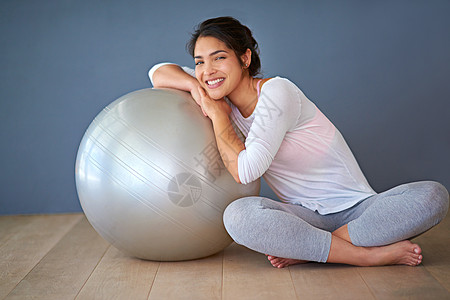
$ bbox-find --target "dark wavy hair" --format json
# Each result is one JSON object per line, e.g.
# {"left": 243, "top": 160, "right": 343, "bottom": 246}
{"left": 187, "top": 16, "right": 261, "bottom": 77}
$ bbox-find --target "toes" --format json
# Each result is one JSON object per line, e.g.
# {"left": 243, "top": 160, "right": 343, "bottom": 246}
{"left": 267, "top": 255, "right": 280, "bottom": 263}
{"left": 412, "top": 244, "right": 422, "bottom": 255}
{"left": 406, "top": 254, "right": 423, "bottom": 266}
{"left": 266, "top": 255, "right": 305, "bottom": 268}
{"left": 268, "top": 256, "right": 283, "bottom": 268}
{"left": 417, "top": 255, "right": 423, "bottom": 265}
{"left": 268, "top": 260, "right": 278, "bottom": 267}
{"left": 272, "top": 258, "right": 284, "bottom": 265}
{"left": 266, "top": 256, "right": 290, "bottom": 268}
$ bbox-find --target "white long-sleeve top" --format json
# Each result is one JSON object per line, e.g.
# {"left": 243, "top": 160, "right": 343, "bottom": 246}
{"left": 149, "top": 63, "right": 376, "bottom": 214}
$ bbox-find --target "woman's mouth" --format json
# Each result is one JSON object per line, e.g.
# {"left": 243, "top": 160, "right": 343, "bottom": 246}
{"left": 206, "top": 78, "right": 225, "bottom": 89}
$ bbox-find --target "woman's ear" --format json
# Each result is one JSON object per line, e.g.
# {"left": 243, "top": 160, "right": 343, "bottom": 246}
{"left": 241, "top": 48, "right": 252, "bottom": 68}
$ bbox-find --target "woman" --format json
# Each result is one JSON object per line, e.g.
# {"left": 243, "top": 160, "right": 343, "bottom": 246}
{"left": 149, "top": 16, "right": 449, "bottom": 268}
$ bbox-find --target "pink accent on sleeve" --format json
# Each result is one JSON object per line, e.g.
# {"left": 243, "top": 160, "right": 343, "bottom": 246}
{"left": 256, "top": 79, "right": 262, "bottom": 97}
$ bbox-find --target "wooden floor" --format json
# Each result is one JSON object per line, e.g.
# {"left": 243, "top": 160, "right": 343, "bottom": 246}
{"left": 1, "top": 213, "right": 449, "bottom": 300}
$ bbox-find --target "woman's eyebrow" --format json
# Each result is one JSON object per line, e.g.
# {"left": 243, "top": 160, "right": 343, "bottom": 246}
{"left": 194, "top": 50, "right": 228, "bottom": 59}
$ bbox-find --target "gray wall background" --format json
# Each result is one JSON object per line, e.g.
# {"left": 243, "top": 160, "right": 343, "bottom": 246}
{"left": 1, "top": 0, "right": 449, "bottom": 215}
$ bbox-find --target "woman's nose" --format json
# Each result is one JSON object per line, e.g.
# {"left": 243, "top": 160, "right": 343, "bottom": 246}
{"left": 204, "top": 62, "right": 216, "bottom": 76}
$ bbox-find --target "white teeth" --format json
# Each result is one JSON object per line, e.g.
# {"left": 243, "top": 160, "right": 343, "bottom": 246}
{"left": 207, "top": 78, "right": 224, "bottom": 85}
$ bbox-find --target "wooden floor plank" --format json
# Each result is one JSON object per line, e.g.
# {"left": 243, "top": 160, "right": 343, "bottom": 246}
{"left": 0, "top": 215, "right": 35, "bottom": 243}
{"left": 148, "top": 251, "right": 223, "bottom": 300}
{"left": 0, "top": 214, "right": 83, "bottom": 299}
{"left": 289, "top": 263, "right": 375, "bottom": 300}
{"left": 5, "top": 216, "right": 110, "bottom": 300}
{"left": 412, "top": 213, "right": 450, "bottom": 292}
{"left": 76, "top": 246, "right": 159, "bottom": 300}
{"left": 222, "top": 243, "right": 297, "bottom": 300}
{"left": 358, "top": 265, "right": 449, "bottom": 299}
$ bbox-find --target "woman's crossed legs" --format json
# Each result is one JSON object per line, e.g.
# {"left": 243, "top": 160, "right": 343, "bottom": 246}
{"left": 223, "top": 181, "right": 449, "bottom": 268}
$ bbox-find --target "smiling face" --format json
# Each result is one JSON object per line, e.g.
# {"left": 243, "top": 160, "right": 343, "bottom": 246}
{"left": 194, "top": 36, "right": 248, "bottom": 100}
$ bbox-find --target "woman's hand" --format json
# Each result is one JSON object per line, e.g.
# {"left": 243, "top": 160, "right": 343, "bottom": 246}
{"left": 197, "top": 86, "right": 231, "bottom": 119}
{"left": 189, "top": 85, "right": 208, "bottom": 117}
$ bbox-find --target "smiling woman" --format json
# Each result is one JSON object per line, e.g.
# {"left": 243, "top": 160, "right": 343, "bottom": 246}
{"left": 149, "top": 16, "right": 449, "bottom": 269}
{"left": 193, "top": 37, "right": 248, "bottom": 102}
{"left": 186, "top": 16, "right": 261, "bottom": 77}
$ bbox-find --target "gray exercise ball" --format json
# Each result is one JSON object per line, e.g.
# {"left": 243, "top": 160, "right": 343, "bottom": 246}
{"left": 75, "top": 88, "right": 260, "bottom": 261}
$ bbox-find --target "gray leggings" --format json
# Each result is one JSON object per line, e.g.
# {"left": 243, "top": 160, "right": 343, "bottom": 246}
{"left": 223, "top": 181, "right": 449, "bottom": 263}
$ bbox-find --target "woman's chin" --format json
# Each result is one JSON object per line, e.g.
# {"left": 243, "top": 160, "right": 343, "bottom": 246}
{"left": 206, "top": 90, "right": 226, "bottom": 100}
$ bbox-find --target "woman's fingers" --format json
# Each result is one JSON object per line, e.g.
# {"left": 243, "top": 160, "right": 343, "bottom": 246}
{"left": 197, "top": 85, "right": 205, "bottom": 95}
{"left": 197, "top": 86, "right": 208, "bottom": 100}
{"left": 201, "top": 106, "right": 208, "bottom": 117}
{"left": 196, "top": 86, "right": 231, "bottom": 118}
{"left": 196, "top": 86, "right": 208, "bottom": 117}
{"left": 198, "top": 86, "right": 211, "bottom": 117}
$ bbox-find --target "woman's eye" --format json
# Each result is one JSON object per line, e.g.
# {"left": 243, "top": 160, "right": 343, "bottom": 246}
{"left": 216, "top": 56, "right": 226, "bottom": 61}
{"left": 195, "top": 61, "right": 203, "bottom": 66}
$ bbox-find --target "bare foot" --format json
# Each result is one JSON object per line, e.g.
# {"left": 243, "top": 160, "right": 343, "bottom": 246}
{"left": 366, "top": 240, "right": 423, "bottom": 267}
{"left": 266, "top": 240, "right": 422, "bottom": 268}
{"left": 266, "top": 254, "right": 308, "bottom": 269}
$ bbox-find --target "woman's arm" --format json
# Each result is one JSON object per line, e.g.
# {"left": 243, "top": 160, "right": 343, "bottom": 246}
{"left": 197, "top": 87, "right": 244, "bottom": 183}
{"left": 150, "top": 63, "right": 244, "bottom": 182}
{"left": 237, "top": 78, "right": 302, "bottom": 184}
{"left": 150, "top": 64, "right": 202, "bottom": 106}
